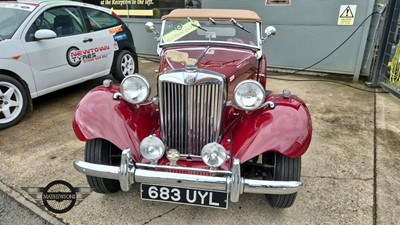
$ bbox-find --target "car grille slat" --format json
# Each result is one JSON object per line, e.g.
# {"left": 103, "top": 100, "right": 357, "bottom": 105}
{"left": 160, "top": 73, "right": 224, "bottom": 156}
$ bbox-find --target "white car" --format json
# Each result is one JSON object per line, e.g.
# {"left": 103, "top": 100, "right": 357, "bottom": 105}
{"left": 0, "top": 0, "right": 138, "bottom": 129}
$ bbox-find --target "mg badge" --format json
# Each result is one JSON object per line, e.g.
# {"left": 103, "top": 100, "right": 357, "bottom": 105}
{"left": 184, "top": 72, "right": 197, "bottom": 84}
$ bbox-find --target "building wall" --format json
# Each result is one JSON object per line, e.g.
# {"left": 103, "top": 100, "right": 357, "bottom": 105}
{"left": 124, "top": 0, "right": 376, "bottom": 76}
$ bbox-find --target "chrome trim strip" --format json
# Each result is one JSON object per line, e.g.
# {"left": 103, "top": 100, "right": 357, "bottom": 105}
{"left": 73, "top": 149, "right": 303, "bottom": 203}
{"left": 159, "top": 70, "right": 225, "bottom": 85}
{"left": 159, "top": 40, "right": 260, "bottom": 51}
{"left": 188, "top": 83, "right": 194, "bottom": 155}
{"left": 74, "top": 161, "right": 119, "bottom": 179}
{"left": 135, "top": 163, "right": 232, "bottom": 175}
{"left": 243, "top": 180, "right": 303, "bottom": 195}
{"left": 135, "top": 169, "right": 227, "bottom": 191}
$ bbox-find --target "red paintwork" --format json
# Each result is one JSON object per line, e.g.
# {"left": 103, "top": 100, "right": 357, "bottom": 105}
{"left": 144, "top": 158, "right": 230, "bottom": 172}
{"left": 73, "top": 86, "right": 159, "bottom": 162}
{"left": 159, "top": 46, "right": 259, "bottom": 102}
{"left": 226, "top": 95, "right": 312, "bottom": 163}
{"left": 73, "top": 45, "right": 312, "bottom": 165}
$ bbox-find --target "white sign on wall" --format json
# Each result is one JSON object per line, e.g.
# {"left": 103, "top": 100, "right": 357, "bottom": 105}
{"left": 338, "top": 5, "right": 357, "bottom": 25}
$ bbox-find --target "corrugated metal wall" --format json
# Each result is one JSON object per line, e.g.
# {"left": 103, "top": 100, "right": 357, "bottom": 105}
{"left": 124, "top": 0, "right": 376, "bottom": 77}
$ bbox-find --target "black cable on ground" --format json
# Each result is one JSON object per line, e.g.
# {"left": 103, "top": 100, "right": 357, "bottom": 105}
{"left": 268, "top": 10, "right": 387, "bottom": 94}
{"left": 285, "top": 11, "right": 380, "bottom": 75}
{"left": 268, "top": 76, "right": 387, "bottom": 93}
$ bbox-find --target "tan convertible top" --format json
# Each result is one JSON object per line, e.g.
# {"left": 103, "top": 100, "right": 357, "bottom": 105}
{"left": 162, "top": 9, "right": 261, "bottom": 22}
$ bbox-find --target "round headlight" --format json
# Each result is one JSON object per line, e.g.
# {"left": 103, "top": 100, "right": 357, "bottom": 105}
{"left": 234, "top": 80, "right": 266, "bottom": 111}
{"left": 120, "top": 74, "right": 150, "bottom": 104}
{"left": 201, "top": 143, "right": 227, "bottom": 167}
{"left": 140, "top": 136, "right": 165, "bottom": 161}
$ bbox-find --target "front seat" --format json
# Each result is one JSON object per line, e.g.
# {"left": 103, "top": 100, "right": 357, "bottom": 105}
{"left": 52, "top": 15, "right": 75, "bottom": 36}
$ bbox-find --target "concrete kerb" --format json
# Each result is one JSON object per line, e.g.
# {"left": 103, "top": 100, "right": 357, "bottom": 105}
{"left": 0, "top": 180, "right": 66, "bottom": 225}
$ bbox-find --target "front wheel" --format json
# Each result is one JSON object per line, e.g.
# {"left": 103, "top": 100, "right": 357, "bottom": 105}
{"left": 263, "top": 152, "right": 301, "bottom": 208}
{"left": 0, "top": 74, "right": 28, "bottom": 129}
{"left": 112, "top": 50, "right": 138, "bottom": 82}
{"left": 85, "top": 139, "right": 122, "bottom": 193}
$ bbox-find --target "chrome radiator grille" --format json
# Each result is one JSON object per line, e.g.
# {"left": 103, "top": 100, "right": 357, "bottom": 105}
{"left": 159, "top": 71, "right": 225, "bottom": 156}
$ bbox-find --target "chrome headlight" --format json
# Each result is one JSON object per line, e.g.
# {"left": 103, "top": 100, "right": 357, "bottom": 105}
{"left": 201, "top": 143, "right": 227, "bottom": 167}
{"left": 140, "top": 135, "right": 165, "bottom": 161}
{"left": 234, "top": 80, "right": 266, "bottom": 111}
{"left": 120, "top": 74, "right": 150, "bottom": 104}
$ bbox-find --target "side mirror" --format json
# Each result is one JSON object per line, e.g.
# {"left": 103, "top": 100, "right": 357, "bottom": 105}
{"left": 34, "top": 29, "right": 57, "bottom": 40}
{"left": 265, "top": 26, "right": 276, "bottom": 38}
{"left": 145, "top": 22, "right": 159, "bottom": 36}
{"left": 260, "top": 26, "right": 276, "bottom": 44}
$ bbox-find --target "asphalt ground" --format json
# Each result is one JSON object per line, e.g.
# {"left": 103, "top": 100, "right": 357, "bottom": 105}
{"left": 0, "top": 189, "right": 50, "bottom": 225}
{"left": 0, "top": 58, "right": 399, "bottom": 224}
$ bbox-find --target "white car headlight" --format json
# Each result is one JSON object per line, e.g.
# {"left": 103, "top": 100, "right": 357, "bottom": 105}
{"left": 201, "top": 143, "right": 227, "bottom": 168}
{"left": 120, "top": 74, "right": 150, "bottom": 104}
{"left": 140, "top": 136, "right": 165, "bottom": 161}
{"left": 234, "top": 80, "right": 266, "bottom": 111}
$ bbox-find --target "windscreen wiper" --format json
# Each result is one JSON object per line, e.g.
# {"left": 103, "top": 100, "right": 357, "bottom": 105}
{"left": 0, "top": 35, "right": 3, "bottom": 41}
{"left": 194, "top": 46, "right": 210, "bottom": 67}
{"left": 188, "top": 17, "right": 207, "bottom": 32}
{"left": 209, "top": 17, "right": 216, "bottom": 25}
{"left": 230, "top": 18, "right": 251, "bottom": 33}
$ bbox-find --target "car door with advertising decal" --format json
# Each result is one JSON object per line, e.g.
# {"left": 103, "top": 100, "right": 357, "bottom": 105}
{"left": 80, "top": 7, "right": 122, "bottom": 76}
{"left": 22, "top": 5, "right": 113, "bottom": 96}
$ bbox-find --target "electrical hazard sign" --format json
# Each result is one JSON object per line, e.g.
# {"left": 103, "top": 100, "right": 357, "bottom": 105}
{"left": 338, "top": 5, "right": 357, "bottom": 25}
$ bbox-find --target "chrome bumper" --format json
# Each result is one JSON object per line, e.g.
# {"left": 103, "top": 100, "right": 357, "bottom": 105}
{"left": 73, "top": 149, "right": 302, "bottom": 202}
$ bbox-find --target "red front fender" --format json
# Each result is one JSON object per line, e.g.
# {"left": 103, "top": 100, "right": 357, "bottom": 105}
{"left": 72, "top": 86, "right": 159, "bottom": 162}
{"left": 230, "top": 95, "right": 312, "bottom": 163}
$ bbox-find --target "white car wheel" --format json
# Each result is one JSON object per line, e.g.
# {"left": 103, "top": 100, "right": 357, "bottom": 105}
{"left": 0, "top": 75, "right": 28, "bottom": 129}
{"left": 113, "top": 50, "right": 138, "bottom": 82}
{"left": 121, "top": 53, "right": 135, "bottom": 75}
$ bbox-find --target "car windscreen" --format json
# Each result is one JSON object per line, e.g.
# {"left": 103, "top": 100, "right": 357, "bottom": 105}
{"left": 0, "top": 4, "right": 36, "bottom": 40}
{"left": 161, "top": 19, "right": 258, "bottom": 47}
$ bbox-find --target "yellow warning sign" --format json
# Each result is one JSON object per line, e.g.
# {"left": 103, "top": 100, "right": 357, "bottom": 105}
{"left": 338, "top": 5, "right": 357, "bottom": 26}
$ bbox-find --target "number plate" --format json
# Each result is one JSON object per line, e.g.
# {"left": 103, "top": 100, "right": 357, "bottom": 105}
{"left": 141, "top": 184, "right": 228, "bottom": 209}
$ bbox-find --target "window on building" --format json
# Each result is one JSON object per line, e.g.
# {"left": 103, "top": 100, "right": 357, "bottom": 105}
{"left": 99, "top": 0, "right": 201, "bottom": 18}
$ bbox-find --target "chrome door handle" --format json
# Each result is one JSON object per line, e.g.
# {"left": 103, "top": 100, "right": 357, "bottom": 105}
{"left": 83, "top": 37, "right": 93, "bottom": 43}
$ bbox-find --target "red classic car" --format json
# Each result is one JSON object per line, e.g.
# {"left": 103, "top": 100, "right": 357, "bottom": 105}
{"left": 73, "top": 9, "right": 312, "bottom": 209}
